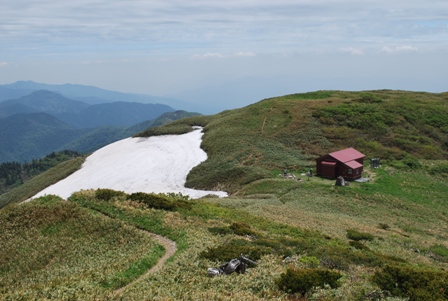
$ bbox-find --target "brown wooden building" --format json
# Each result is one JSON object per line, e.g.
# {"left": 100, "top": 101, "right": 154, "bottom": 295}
{"left": 316, "top": 148, "right": 365, "bottom": 180}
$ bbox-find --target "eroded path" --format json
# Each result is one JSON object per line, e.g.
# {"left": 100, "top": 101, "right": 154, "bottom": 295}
{"left": 114, "top": 231, "right": 177, "bottom": 296}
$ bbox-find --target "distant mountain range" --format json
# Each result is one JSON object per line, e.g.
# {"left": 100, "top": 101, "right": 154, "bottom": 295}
{"left": 0, "top": 80, "right": 226, "bottom": 114}
{"left": 0, "top": 80, "right": 185, "bottom": 107}
{"left": 0, "top": 90, "right": 178, "bottom": 128}
{"left": 0, "top": 84, "right": 201, "bottom": 163}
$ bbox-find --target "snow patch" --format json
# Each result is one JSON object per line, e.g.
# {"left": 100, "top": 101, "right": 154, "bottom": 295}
{"left": 30, "top": 128, "right": 227, "bottom": 200}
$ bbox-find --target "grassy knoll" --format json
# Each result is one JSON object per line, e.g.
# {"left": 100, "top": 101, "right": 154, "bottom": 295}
{"left": 137, "top": 90, "right": 447, "bottom": 194}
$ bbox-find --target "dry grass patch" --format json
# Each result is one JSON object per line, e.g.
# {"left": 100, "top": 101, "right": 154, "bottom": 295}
{"left": 0, "top": 196, "right": 163, "bottom": 299}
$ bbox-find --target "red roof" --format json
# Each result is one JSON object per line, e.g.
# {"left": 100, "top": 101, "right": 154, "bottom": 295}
{"left": 329, "top": 148, "right": 365, "bottom": 163}
{"left": 345, "top": 160, "right": 363, "bottom": 169}
{"left": 322, "top": 161, "right": 337, "bottom": 166}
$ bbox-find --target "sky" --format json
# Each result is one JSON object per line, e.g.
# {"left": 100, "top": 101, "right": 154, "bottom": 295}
{"left": 1, "top": 0, "right": 447, "bottom": 111}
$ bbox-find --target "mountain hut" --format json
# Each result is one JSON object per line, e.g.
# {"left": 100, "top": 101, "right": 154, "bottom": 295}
{"left": 315, "top": 147, "right": 365, "bottom": 180}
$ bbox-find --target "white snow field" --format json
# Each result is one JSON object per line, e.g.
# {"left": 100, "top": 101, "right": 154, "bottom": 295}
{"left": 30, "top": 128, "right": 228, "bottom": 200}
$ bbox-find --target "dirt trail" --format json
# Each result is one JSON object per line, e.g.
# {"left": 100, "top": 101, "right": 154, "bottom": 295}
{"left": 114, "top": 231, "right": 177, "bottom": 296}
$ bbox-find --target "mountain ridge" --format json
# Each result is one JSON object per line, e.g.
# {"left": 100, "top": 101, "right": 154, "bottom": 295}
{"left": 0, "top": 90, "right": 90, "bottom": 114}
{"left": 0, "top": 88, "right": 200, "bottom": 162}
{"left": 0, "top": 80, "right": 188, "bottom": 108}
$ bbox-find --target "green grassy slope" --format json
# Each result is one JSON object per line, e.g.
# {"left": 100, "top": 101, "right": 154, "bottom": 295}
{"left": 137, "top": 90, "right": 447, "bottom": 193}
{"left": 0, "top": 195, "right": 165, "bottom": 300}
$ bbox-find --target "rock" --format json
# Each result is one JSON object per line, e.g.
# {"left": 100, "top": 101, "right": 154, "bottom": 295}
{"left": 335, "top": 176, "right": 345, "bottom": 186}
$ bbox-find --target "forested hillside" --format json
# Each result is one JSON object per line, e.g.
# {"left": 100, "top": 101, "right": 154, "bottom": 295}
{"left": 0, "top": 113, "right": 87, "bottom": 163}
{"left": 0, "top": 109, "right": 200, "bottom": 163}
{"left": 0, "top": 150, "right": 83, "bottom": 195}
{"left": 0, "top": 89, "right": 183, "bottom": 162}
{"left": 0, "top": 90, "right": 89, "bottom": 115}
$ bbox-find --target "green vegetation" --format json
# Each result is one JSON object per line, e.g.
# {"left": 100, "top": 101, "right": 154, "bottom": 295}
{"left": 373, "top": 265, "right": 448, "bottom": 301}
{"left": 137, "top": 90, "right": 447, "bottom": 193}
{"left": 346, "top": 229, "right": 375, "bottom": 241}
{"left": 0, "top": 156, "right": 85, "bottom": 209}
{"left": 0, "top": 150, "right": 83, "bottom": 194}
{"left": 276, "top": 268, "right": 342, "bottom": 295}
{"left": 134, "top": 115, "right": 212, "bottom": 137}
{"left": 128, "top": 191, "right": 193, "bottom": 211}
{"left": 0, "top": 195, "right": 164, "bottom": 298}
{"left": 1, "top": 90, "right": 447, "bottom": 300}
{"left": 312, "top": 92, "right": 448, "bottom": 162}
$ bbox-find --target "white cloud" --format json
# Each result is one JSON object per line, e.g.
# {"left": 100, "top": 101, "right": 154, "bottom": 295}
{"left": 191, "top": 52, "right": 226, "bottom": 59}
{"left": 380, "top": 45, "right": 418, "bottom": 53}
{"left": 2, "top": 0, "right": 447, "bottom": 56}
{"left": 234, "top": 52, "right": 256, "bottom": 57}
{"left": 339, "top": 47, "right": 365, "bottom": 55}
{"left": 191, "top": 52, "right": 257, "bottom": 60}
{"left": 1, "top": 0, "right": 447, "bottom": 99}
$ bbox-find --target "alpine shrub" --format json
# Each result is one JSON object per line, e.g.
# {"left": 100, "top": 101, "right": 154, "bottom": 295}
{"left": 346, "top": 229, "right": 374, "bottom": 241}
{"left": 208, "top": 226, "right": 233, "bottom": 235}
{"left": 129, "top": 192, "right": 176, "bottom": 211}
{"left": 349, "top": 240, "right": 371, "bottom": 251}
{"left": 128, "top": 192, "right": 193, "bottom": 211}
{"left": 199, "top": 239, "right": 269, "bottom": 262}
{"left": 373, "top": 265, "right": 448, "bottom": 301}
{"left": 230, "top": 222, "right": 258, "bottom": 236}
{"left": 208, "top": 222, "right": 258, "bottom": 237}
{"left": 95, "top": 188, "right": 126, "bottom": 201}
{"left": 378, "top": 223, "right": 390, "bottom": 230}
{"left": 276, "top": 268, "right": 342, "bottom": 295}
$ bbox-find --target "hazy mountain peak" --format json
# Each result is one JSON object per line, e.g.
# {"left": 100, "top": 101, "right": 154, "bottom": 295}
{"left": 4, "top": 90, "right": 90, "bottom": 114}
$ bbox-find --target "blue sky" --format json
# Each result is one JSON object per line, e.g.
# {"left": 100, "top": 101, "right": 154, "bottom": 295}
{"left": 1, "top": 0, "right": 447, "bottom": 111}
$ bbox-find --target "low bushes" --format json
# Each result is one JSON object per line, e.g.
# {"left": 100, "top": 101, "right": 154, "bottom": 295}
{"left": 134, "top": 123, "right": 194, "bottom": 137}
{"left": 346, "top": 229, "right": 374, "bottom": 241}
{"left": 208, "top": 222, "right": 258, "bottom": 237}
{"left": 373, "top": 265, "right": 448, "bottom": 301}
{"left": 92, "top": 189, "right": 194, "bottom": 212}
{"left": 129, "top": 192, "right": 193, "bottom": 211}
{"left": 349, "top": 240, "right": 371, "bottom": 251}
{"left": 207, "top": 226, "right": 233, "bottom": 235}
{"left": 428, "top": 162, "right": 448, "bottom": 177}
{"left": 206, "top": 223, "right": 301, "bottom": 259}
{"left": 276, "top": 267, "right": 342, "bottom": 295}
{"left": 95, "top": 188, "right": 126, "bottom": 201}
{"left": 230, "top": 222, "right": 258, "bottom": 236}
{"left": 315, "top": 242, "right": 406, "bottom": 271}
{"left": 199, "top": 239, "right": 270, "bottom": 262}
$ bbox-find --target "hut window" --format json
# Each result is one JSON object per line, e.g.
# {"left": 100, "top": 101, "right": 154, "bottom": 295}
{"left": 348, "top": 168, "right": 352, "bottom": 174}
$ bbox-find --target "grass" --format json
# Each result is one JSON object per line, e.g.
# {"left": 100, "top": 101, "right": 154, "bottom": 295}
{"left": 136, "top": 90, "right": 447, "bottom": 194}
{"left": 100, "top": 244, "right": 166, "bottom": 289}
{"left": 0, "top": 195, "right": 164, "bottom": 299}
{"left": 1, "top": 173, "right": 447, "bottom": 299}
